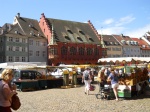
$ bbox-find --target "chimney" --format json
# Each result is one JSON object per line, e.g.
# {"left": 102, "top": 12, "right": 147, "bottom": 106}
{"left": 17, "top": 13, "right": 20, "bottom": 18}
{"left": 9, "top": 25, "right": 12, "bottom": 31}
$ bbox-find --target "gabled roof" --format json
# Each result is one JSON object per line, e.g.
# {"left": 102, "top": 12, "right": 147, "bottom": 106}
{"left": 14, "top": 16, "right": 45, "bottom": 38}
{"left": 132, "top": 38, "right": 150, "bottom": 49}
{"left": 46, "top": 18, "right": 100, "bottom": 44}
{"left": 102, "top": 35, "right": 121, "bottom": 46}
{"left": 0, "top": 23, "right": 13, "bottom": 34}
{"left": 5, "top": 23, "right": 26, "bottom": 37}
{"left": 113, "top": 34, "right": 137, "bottom": 46}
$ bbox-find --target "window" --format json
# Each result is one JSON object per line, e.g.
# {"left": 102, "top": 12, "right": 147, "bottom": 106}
{"left": 77, "top": 37, "right": 83, "bottom": 42}
{"left": 79, "top": 30, "right": 85, "bottom": 35}
{"left": 22, "top": 57, "right": 26, "bottom": 62}
{"left": 8, "top": 56, "right": 13, "bottom": 62}
{"left": 22, "top": 47, "right": 25, "bottom": 52}
{"left": 0, "top": 38, "right": 3, "bottom": 42}
{"left": 70, "top": 47, "right": 77, "bottom": 55}
{"left": 50, "top": 47, "right": 58, "bottom": 55}
{"left": 87, "top": 48, "right": 92, "bottom": 55}
{"left": 29, "top": 50, "right": 33, "bottom": 56}
{"left": 42, "top": 51, "right": 46, "bottom": 57}
{"left": 43, "top": 42, "right": 46, "bottom": 46}
{"left": 36, "top": 41, "right": 40, "bottom": 46}
{"left": 15, "top": 57, "right": 19, "bottom": 62}
{"left": 79, "top": 47, "right": 84, "bottom": 55}
{"left": 61, "top": 46, "right": 67, "bottom": 55}
{"left": 9, "top": 37, "right": 13, "bottom": 42}
{"left": 89, "top": 38, "right": 94, "bottom": 42}
{"left": 15, "top": 46, "right": 19, "bottom": 51}
{"left": 94, "top": 48, "right": 99, "bottom": 56}
{"left": 36, "top": 51, "right": 40, "bottom": 56}
{"left": 22, "top": 38, "right": 26, "bottom": 43}
{"left": 67, "top": 30, "right": 73, "bottom": 34}
{"left": 15, "top": 38, "right": 19, "bottom": 42}
{"left": 29, "top": 40, "right": 33, "bottom": 45}
{"left": 65, "top": 36, "right": 71, "bottom": 41}
{"left": 8, "top": 46, "right": 13, "bottom": 51}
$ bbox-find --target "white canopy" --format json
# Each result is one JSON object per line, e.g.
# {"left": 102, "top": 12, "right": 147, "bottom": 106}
{"left": 0, "top": 62, "right": 46, "bottom": 69}
{"left": 98, "top": 57, "right": 150, "bottom": 63}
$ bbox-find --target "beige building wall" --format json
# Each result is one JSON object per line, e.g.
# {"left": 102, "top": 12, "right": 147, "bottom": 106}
{"left": 107, "top": 46, "right": 122, "bottom": 57}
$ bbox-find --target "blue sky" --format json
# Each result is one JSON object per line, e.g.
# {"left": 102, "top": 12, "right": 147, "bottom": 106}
{"left": 1, "top": 0, "right": 150, "bottom": 38}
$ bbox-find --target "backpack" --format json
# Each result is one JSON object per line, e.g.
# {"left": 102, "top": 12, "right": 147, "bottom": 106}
{"left": 84, "top": 71, "right": 89, "bottom": 80}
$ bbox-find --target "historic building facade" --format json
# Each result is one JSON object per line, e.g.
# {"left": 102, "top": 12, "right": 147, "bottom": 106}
{"left": 0, "top": 13, "right": 47, "bottom": 63}
{"left": 39, "top": 13, "right": 106, "bottom": 65}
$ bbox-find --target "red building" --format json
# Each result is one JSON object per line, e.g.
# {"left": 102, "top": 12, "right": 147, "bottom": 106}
{"left": 39, "top": 13, "right": 106, "bottom": 65}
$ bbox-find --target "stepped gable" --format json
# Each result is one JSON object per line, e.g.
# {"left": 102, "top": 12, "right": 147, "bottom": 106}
{"left": 14, "top": 15, "right": 45, "bottom": 38}
{"left": 45, "top": 18, "right": 100, "bottom": 44}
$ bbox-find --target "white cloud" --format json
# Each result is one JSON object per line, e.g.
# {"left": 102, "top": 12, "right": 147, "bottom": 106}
{"left": 96, "top": 15, "right": 150, "bottom": 38}
{"left": 125, "top": 24, "right": 150, "bottom": 38}
{"left": 97, "top": 26, "right": 125, "bottom": 35}
{"left": 115, "top": 15, "right": 136, "bottom": 26}
{"left": 103, "top": 18, "right": 114, "bottom": 25}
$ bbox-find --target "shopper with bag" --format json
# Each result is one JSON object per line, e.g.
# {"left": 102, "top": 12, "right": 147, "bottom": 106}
{"left": 82, "top": 67, "right": 92, "bottom": 95}
{"left": 0, "top": 68, "right": 20, "bottom": 112}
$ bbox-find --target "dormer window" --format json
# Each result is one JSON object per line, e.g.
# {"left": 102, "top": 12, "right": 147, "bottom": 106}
{"left": 89, "top": 38, "right": 94, "bottom": 42}
{"left": 79, "top": 30, "right": 85, "bottom": 35}
{"left": 38, "top": 33, "right": 40, "bottom": 37}
{"left": 65, "top": 36, "right": 70, "bottom": 40}
{"left": 142, "top": 45, "right": 146, "bottom": 48}
{"left": 30, "top": 31, "right": 34, "bottom": 36}
{"left": 15, "top": 30, "right": 18, "bottom": 34}
{"left": 67, "top": 30, "right": 73, "bottom": 34}
{"left": 110, "top": 42, "right": 113, "bottom": 45}
{"left": 77, "top": 37, "right": 83, "bottom": 41}
{"left": 121, "top": 40, "right": 126, "bottom": 44}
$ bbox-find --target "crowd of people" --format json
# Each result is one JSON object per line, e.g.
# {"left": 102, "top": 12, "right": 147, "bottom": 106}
{"left": 82, "top": 66, "right": 123, "bottom": 101}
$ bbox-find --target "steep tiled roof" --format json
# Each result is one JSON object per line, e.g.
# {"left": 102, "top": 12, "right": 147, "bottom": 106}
{"left": 102, "top": 35, "right": 121, "bottom": 46}
{"left": 46, "top": 18, "right": 100, "bottom": 44}
{"left": 132, "top": 38, "right": 150, "bottom": 49}
{"left": 113, "top": 34, "right": 137, "bottom": 46}
{"left": 15, "top": 16, "right": 45, "bottom": 38}
{"left": 0, "top": 23, "right": 13, "bottom": 34}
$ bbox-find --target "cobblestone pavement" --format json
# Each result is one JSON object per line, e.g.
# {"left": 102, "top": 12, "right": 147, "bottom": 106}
{"left": 13, "top": 84, "right": 150, "bottom": 112}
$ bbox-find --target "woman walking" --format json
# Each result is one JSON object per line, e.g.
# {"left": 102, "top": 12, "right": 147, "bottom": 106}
{"left": 82, "top": 67, "right": 91, "bottom": 95}
{"left": 107, "top": 68, "right": 119, "bottom": 101}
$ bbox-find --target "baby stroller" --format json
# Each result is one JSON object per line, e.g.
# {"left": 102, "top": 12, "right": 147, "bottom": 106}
{"left": 95, "top": 81, "right": 111, "bottom": 100}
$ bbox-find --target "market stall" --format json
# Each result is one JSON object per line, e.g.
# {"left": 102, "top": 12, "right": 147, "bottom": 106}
{"left": 98, "top": 57, "right": 150, "bottom": 98}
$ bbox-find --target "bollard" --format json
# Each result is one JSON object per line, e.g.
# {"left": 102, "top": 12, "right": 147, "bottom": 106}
{"left": 72, "top": 71, "right": 77, "bottom": 86}
{"left": 61, "top": 70, "right": 71, "bottom": 89}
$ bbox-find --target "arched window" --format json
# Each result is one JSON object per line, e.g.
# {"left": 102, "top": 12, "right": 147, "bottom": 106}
{"left": 79, "top": 47, "right": 84, "bottom": 55}
{"left": 61, "top": 46, "right": 67, "bottom": 55}
{"left": 87, "top": 48, "right": 92, "bottom": 55}
{"left": 70, "top": 47, "right": 76, "bottom": 55}
{"left": 94, "top": 48, "right": 99, "bottom": 56}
